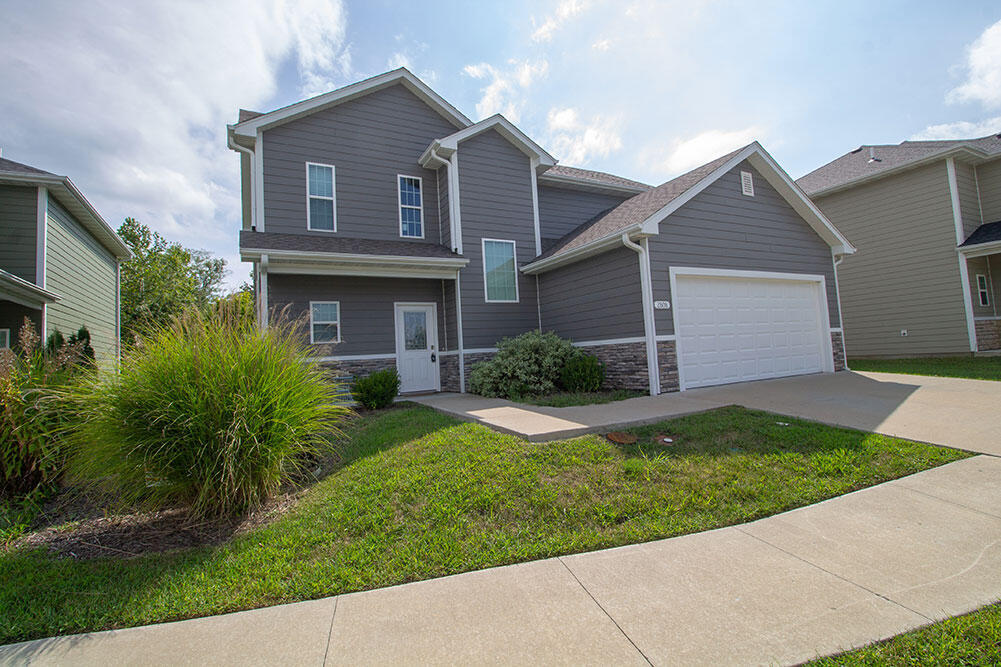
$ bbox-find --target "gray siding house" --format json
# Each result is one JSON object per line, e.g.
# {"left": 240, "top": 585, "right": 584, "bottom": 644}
{"left": 229, "top": 69, "right": 853, "bottom": 395}
{"left": 799, "top": 135, "right": 1001, "bottom": 357}
{"left": 0, "top": 158, "right": 131, "bottom": 363}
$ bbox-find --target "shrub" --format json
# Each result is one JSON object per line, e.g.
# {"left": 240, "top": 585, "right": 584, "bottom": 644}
{"left": 468, "top": 331, "right": 578, "bottom": 398}
{"left": 66, "top": 304, "right": 349, "bottom": 518}
{"left": 560, "top": 353, "right": 605, "bottom": 392}
{"left": 352, "top": 368, "right": 401, "bottom": 410}
{"left": 1, "top": 319, "right": 86, "bottom": 498}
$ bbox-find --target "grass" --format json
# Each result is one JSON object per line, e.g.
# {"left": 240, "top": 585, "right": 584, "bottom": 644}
{"left": 0, "top": 404, "right": 968, "bottom": 644}
{"left": 518, "top": 389, "right": 646, "bottom": 407}
{"left": 850, "top": 356, "right": 1001, "bottom": 381}
{"left": 812, "top": 602, "right": 1001, "bottom": 665}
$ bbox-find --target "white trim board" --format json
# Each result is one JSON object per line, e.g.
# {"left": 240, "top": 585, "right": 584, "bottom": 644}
{"left": 947, "top": 157, "right": 978, "bottom": 352}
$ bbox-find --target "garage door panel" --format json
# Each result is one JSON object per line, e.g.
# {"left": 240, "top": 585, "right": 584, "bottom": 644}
{"left": 676, "top": 274, "right": 827, "bottom": 389}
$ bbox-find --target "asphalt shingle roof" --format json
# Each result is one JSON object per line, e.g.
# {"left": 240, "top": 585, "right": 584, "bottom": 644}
{"left": 960, "top": 220, "right": 1001, "bottom": 247}
{"left": 797, "top": 133, "right": 1001, "bottom": 196}
{"left": 0, "top": 157, "right": 54, "bottom": 176}
{"left": 240, "top": 230, "right": 462, "bottom": 259}
{"left": 541, "top": 165, "right": 651, "bottom": 191}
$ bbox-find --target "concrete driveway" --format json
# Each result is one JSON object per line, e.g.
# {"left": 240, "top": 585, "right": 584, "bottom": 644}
{"left": 414, "top": 371, "right": 1001, "bottom": 455}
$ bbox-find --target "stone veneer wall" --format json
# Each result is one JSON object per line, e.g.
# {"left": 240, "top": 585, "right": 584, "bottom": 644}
{"left": 440, "top": 354, "right": 460, "bottom": 392}
{"left": 323, "top": 357, "right": 396, "bottom": 381}
{"left": 582, "top": 341, "right": 649, "bottom": 392}
{"left": 656, "top": 341, "right": 679, "bottom": 393}
{"left": 975, "top": 319, "right": 1001, "bottom": 351}
{"left": 462, "top": 351, "right": 496, "bottom": 387}
{"left": 831, "top": 331, "right": 847, "bottom": 371}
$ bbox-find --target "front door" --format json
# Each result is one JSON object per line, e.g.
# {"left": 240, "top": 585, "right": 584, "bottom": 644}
{"left": 394, "top": 303, "right": 439, "bottom": 393}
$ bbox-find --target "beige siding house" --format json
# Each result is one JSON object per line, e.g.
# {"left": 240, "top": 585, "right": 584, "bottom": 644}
{"left": 798, "top": 135, "right": 1001, "bottom": 357}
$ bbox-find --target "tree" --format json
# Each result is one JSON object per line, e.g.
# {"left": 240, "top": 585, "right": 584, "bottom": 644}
{"left": 117, "top": 218, "right": 228, "bottom": 343}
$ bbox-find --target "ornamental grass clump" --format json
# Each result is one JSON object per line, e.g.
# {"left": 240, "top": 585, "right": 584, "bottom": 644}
{"left": 67, "top": 305, "right": 349, "bottom": 518}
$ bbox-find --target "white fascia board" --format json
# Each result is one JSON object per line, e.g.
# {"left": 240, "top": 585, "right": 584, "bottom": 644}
{"left": 520, "top": 224, "right": 645, "bottom": 274}
{"left": 240, "top": 248, "right": 468, "bottom": 267}
{"left": 231, "top": 68, "right": 471, "bottom": 140}
{"left": 0, "top": 269, "right": 60, "bottom": 306}
{"left": 434, "top": 114, "right": 557, "bottom": 167}
{"left": 959, "top": 240, "right": 1001, "bottom": 258}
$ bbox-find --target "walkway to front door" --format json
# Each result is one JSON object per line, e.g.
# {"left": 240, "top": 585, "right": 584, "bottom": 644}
{"left": 394, "top": 302, "right": 439, "bottom": 393}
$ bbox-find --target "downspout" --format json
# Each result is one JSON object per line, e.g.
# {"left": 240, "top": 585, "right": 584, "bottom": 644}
{"left": 832, "top": 252, "right": 849, "bottom": 371}
{"left": 621, "top": 233, "right": 661, "bottom": 396}
{"left": 431, "top": 144, "right": 465, "bottom": 390}
{"left": 227, "top": 133, "right": 256, "bottom": 230}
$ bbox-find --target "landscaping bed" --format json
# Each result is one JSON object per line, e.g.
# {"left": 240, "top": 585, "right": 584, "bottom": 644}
{"left": 0, "top": 404, "right": 968, "bottom": 644}
{"left": 850, "top": 356, "right": 1001, "bottom": 381}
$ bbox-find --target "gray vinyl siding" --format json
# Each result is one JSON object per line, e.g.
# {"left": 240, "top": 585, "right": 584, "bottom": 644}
{"left": 456, "top": 129, "right": 540, "bottom": 348}
{"left": 45, "top": 198, "right": 118, "bottom": 365}
{"left": 537, "top": 185, "right": 627, "bottom": 251}
{"left": 240, "top": 152, "right": 252, "bottom": 229}
{"left": 0, "top": 185, "right": 38, "bottom": 283}
{"left": 813, "top": 161, "right": 969, "bottom": 356}
{"left": 977, "top": 158, "right": 1001, "bottom": 223}
{"left": 989, "top": 255, "right": 1001, "bottom": 315}
{"left": 0, "top": 301, "right": 42, "bottom": 348}
{"left": 956, "top": 161, "right": 982, "bottom": 239}
{"left": 649, "top": 161, "right": 840, "bottom": 336}
{"left": 268, "top": 274, "right": 447, "bottom": 356}
{"left": 437, "top": 166, "right": 451, "bottom": 250}
{"left": 968, "top": 255, "right": 997, "bottom": 318}
{"left": 539, "top": 246, "right": 644, "bottom": 340}
{"left": 261, "top": 83, "right": 458, "bottom": 243}
{"left": 442, "top": 277, "right": 457, "bottom": 351}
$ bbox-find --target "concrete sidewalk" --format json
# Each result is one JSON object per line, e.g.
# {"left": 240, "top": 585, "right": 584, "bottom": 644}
{"left": 4, "top": 455, "right": 1001, "bottom": 666}
{"left": 412, "top": 371, "right": 1001, "bottom": 455}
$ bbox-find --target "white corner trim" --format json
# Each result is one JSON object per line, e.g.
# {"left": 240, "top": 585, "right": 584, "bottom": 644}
{"left": 530, "top": 157, "right": 542, "bottom": 256}
{"left": 36, "top": 186, "right": 47, "bottom": 288}
{"left": 947, "top": 157, "right": 978, "bottom": 352}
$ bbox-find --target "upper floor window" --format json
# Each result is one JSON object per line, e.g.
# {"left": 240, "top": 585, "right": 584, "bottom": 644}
{"left": 977, "top": 274, "right": 990, "bottom": 307}
{"left": 398, "top": 175, "right": 423, "bottom": 238}
{"left": 482, "top": 239, "right": 518, "bottom": 303}
{"left": 307, "top": 163, "right": 335, "bottom": 231}
{"left": 310, "top": 301, "right": 340, "bottom": 344}
{"left": 0, "top": 328, "right": 9, "bottom": 349}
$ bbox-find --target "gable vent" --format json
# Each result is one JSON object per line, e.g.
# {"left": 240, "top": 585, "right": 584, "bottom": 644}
{"left": 740, "top": 170, "right": 754, "bottom": 196}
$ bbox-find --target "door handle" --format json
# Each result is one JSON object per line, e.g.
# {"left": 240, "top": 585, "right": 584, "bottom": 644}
{"left": 431, "top": 352, "right": 436, "bottom": 362}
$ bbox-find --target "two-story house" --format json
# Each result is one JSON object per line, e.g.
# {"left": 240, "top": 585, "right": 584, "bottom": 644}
{"left": 799, "top": 135, "right": 1001, "bottom": 357}
{"left": 229, "top": 68, "right": 854, "bottom": 395}
{"left": 0, "top": 157, "right": 130, "bottom": 363}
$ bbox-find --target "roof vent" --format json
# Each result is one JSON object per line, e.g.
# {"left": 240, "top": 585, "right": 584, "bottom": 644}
{"left": 867, "top": 147, "right": 881, "bottom": 163}
{"left": 740, "top": 170, "right": 754, "bottom": 196}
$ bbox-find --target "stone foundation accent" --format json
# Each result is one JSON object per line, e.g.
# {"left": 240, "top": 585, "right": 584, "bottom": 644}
{"left": 582, "top": 341, "right": 649, "bottom": 392}
{"left": 975, "top": 319, "right": 1001, "bottom": 351}
{"left": 462, "top": 351, "right": 496, "bottom": 387}
{"left": 656, "top": 340, "right": 680, "bottom": 393}
{"left": 323, "top": 357, "right": 396, "bottom": 381}
{"left": 831, "top": 331, "right": 847, "bottom": 371}
{"left": 439, "top": 353, "right": 460, "bottom": 392}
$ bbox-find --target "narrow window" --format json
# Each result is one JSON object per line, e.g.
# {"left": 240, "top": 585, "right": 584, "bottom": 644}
{"left": 482, "top": 239, "right": 519, "bottom": 303}
{"left": 0, "top": 328, "right": 9, "bottom": 349}
{"left": 977, "top": 274, "right": 990, "bottom": 307}
{"left": 740, "top": 170, "right": 754, "bottom": 196}
{"left": 398, "top": 175, "right": 423, "bottom": 238}
{"left": 306, "top": 163, "right": 335, "bottom": 231}
{"left": 310, "top": 301, "right": 340, "bottom": 343}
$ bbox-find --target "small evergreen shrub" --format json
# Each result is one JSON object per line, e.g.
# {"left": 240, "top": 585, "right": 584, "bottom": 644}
{"left": 66, "top": 305, "right": 349, "bottom": 518}
{"left": 560, "top": 353, "right": 605, "bottom": 392}
{"left": 352, "top": 368, "right": 401, "bottom": 409}
{"left": 468, "top": 331, "right": 577, "bottom": 398}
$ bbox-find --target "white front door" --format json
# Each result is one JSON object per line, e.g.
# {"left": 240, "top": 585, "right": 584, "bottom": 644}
{"left": 394, "top": 303, "right": 439, "bottom": 393}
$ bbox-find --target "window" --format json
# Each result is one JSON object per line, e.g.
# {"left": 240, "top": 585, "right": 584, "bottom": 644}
{"left": 310, "top": 301, "right": 340, "bottom": 343}
{"left": 977, "top": 274, "right": 990, "bottom": 307}
{"left": 398, "top": 175, "right": 423, "bottom": 238}
{"left": 306, "top": 163, "right": 335, "bottom": 231}
{"left": 740, "top": 171, "right": 754, "bottom": 196}
{"left": 0, "top": 329, "right": 9, "bottom": 349}
{"left": 482, "top": 239, "right": 518, "bottom": 302}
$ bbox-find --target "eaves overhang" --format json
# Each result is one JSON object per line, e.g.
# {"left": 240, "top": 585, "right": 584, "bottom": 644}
{"left": 241, "top": 248, "right": 469, "bottom": 280}
{"left": 0, "top": 268, "right": 60, "bottom": 309}
{"left": 958, "top": 240, "right": 1001, "bottom": 258}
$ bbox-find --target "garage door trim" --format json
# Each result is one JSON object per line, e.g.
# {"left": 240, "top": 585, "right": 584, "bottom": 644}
{"left": 668, "top": 266, "right": 834, "bottom": 391}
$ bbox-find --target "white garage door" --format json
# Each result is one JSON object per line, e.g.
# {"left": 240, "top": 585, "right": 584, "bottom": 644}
{"left": 674, "top": 272, "right": 829, "bottom": 389}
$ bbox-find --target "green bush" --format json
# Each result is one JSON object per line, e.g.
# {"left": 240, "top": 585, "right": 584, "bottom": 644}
{"left": 352, "top": 368, "right": 400, "bottom": 409}
{"left": 468, "top": 331, "right": 578, "bottom": 398}
{"left": 560, "top": 353, "right": 605, "bottom": 392}
{"left": 66, "top": 305, "right": 350, "bottom": 518}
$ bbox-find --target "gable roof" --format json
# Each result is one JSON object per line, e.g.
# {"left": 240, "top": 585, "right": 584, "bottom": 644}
{"left": 419, "top": 114, "right": 556, "bottom": 170}
{"left": 798, "top": 133, "right": 1001, "bottom": 197}
{"left": 538, "top": 165, "right": 650, "bottom": 194}
{"left": 0, "top": 158, "right": 131, "bottom": 260}
{"left": 524, "top": 142, "right": 854, "bottom": 274}
{"left": 960, "top": 220, "right": 1001, "bottom": 248}
{"left": 229, "top": 68, "right": 471, "bottom": 143}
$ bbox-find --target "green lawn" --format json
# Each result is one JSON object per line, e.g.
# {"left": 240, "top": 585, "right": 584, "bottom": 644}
{"left": 850, "top": 356, "right": 1001, "bottom": 381}
{"left": 0, "top": 405, "right": 968, "bottom": 644}
{"left": 519, "top": 389, "right": 646, "bottom": 407}
{"left": 812, "top": 602, "right": 1001, "bottom": 665}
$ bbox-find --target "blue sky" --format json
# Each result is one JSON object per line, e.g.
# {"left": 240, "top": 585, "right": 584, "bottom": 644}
{"left": 2, "top": 1, "right": 1000, "bottom": 288}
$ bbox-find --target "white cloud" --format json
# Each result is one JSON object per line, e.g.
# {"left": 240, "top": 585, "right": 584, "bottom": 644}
{"left": 387, "top": 52, "right": 413, "bottom": 69}
{"left": 545, "top": 107, "right": 622, "bottom": 165}
{"left": 463, "top": 59, "right": 549, "bottom": 121}
{"left": 592, "top": 38, "right": 611, "bottom": 51}
{"left": 0, "top": 0, "right": 352, "bottom": 289}
{"left": 645, "top": 127, "right": 761, "bottom": 177}
{"left": 531, "top": 0, "right": 587, "bottom": 42}
{"left": 910, "top": 117, "right": 1001, "bottom": 140}
{"left": 947, "top": 19, "right": 1001, "bottom": 109}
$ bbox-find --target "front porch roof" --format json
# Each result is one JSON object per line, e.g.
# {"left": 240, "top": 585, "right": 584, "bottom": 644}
{"left": 0, "top": 268, "right": 60, "bottom": 309}
{"left": 959, "top": 220, "right": 1001, "bottom": 257}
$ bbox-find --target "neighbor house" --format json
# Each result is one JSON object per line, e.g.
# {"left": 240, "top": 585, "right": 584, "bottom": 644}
{"left": 798, "top": 135, "right": 1001, "bottom": 357}
{"left": 228, "top": 68, "right": 854, "bottom": 395}
{"left": 0, "top": 157, "right": 131, "bottom": 363}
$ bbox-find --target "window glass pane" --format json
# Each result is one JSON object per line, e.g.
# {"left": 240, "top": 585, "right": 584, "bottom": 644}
{"left": 312, "top": 323, "right": 339, "bottom": 343}
{"left": 484, "top": 241, "right": 517, "bottom": 301}
{"left": 404, "top": 311, "right": 427, "bottom": 350}
{"left": 401, "top": 206, "right": 422, "bottom": 237}
{"left": 309, "top": 198, "right": 334, "bottom": 230}
{"left": 311, "top": 302, "right": 339, "bottom": 322}
{"left": 399, "top": 176, "right": 421, "bottom": 207}
{"left": 0, "top": 330, "right": 8, "bottom": 349}
{"left": 308, "top": 164, "right": 333, "bottom": 197}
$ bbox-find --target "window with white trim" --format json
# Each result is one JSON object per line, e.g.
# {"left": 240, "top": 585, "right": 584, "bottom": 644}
{"left": 740, "top": 170, "right": 754, "bottom": 196}
{"left": 398, "top": 175, "right": 423, "bottom": 238}
{"left": 310, "top": 301, "right": 340, "bottom": 343}
{"left": 306, "top": 163, "right": 335, "bottom": 231}
{"left": 0, "top": 329, "right": 9, "bottom": 349}
{"left": 482, "top": 239, "right": 518, "bottom": 302}
{"left": 977, "top": 274, "right": 990, "bottom": 307}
